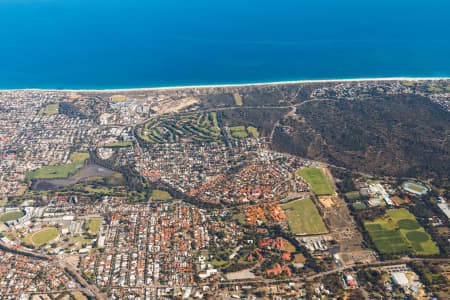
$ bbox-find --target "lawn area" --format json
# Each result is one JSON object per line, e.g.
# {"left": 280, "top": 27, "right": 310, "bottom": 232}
{"left": 280, "top": 238, "right": 296, "bottom": 252}
{"left": 81, "top": 185, "right": 115, "bottom": 195}
{"left": 231, "top": 130, "right": 248, "bottom": 138}
{"left": 229, "top": 126, "right": 248, "bottom": 138}
{"left": 230, "top": 126, "right": 246, "bottom": 131}
{"left": 391, "top": 196, "right": 405, "bottom": 205}
{"left": 364, "top": 208, "right": 439, "bottom": 255}
{"left": 352, "top": 202, "right": 367, "bottom": 210}
{"left": 152, "top": 189, "right": 172, "bottom": 201}
{"left": 26, "top": 152, "right": 89, "bottom": 179}
{"left": 0, "top": 210, "right": 24, "bottom": 223}
{"left": 297, "top": 168, "right": 335, "bottom": 195}
{"left": 247, "top": 126, "right": 260, "bottom": 138}
{"left": 346, "top": 192, "right": 360, "bottom": 200}
{"left": 103, "top": 141, "right": 132, "bottom": 148}
{"left": 427, "top": 87, "right": 443, "bottom": 93}
{"left": 70, "top": 152, "right": 90, "bottom": 162}
{"left": 85, "top": 218, "right": 101, "bottom": 234}
{"left": 31, "top": 227, "right": 59, "bottom": 246}
{"left": 281, "top": 198, "right": 327, "bottom": 235}
{"left": 42, "top": 104, "right": 59, "bottom": 115}
{"left": 233, "top": 93, "right": 243, "bottom": 106}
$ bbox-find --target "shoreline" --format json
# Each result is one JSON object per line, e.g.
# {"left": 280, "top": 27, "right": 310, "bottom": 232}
{"left": 3, "top": 76, "right": 450, "bottom": 93}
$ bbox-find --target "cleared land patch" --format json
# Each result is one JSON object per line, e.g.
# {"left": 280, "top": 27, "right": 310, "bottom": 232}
{"left": 111, "top": 95, "right": 128, "bottom": 102}
{"left": 233, "top": 93, "right": 243, "bottom": 106}
{"left": 364, "top": 208, "right": 439, "bottom": 255}
{"left": 152, "top": 189, "right": 172, "bottom": 201}
{"left": 27, "top": 152, "right": 90, "bottom": 179}
{"left": 0, "top": 210, "right": 24, "bottom": 223}
{"left": 281, "top": 198, "right": 327, "bottom": 235}
{"left": 297, "top": 168, "right": 335, "bottom": 195}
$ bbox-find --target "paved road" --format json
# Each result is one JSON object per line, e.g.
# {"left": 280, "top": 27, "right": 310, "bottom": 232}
{"left": 58, "top": 258, "right": 108, "bottom": 300}
{"left": 217, "top": 257, "right": 450, "bottom": 286}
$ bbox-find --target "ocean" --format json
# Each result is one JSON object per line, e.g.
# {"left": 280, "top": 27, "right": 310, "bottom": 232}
{"left": 1, "top": 0, "right": 449, "bottom": 89}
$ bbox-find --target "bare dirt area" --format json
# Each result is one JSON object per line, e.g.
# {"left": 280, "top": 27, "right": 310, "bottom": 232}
{"left": 316, "top": 193, "right": 366, "bottom": 253}
{"left": 322, "top": 167, "right": 337, "bottom": 191}
{"left": 339, "top": 250, "right": 377, "bottom": 264}
{"left": 151, "top": 97, "right": 199, "bottom": 114}
{"left": 318, "top": 195, "right": 338, "bottom": 208}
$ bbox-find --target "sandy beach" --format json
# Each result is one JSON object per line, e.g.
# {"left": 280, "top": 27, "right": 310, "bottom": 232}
{"left": 11, "top": 77, "right": 450, "bottom": 93}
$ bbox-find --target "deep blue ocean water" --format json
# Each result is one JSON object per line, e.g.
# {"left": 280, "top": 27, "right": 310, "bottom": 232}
{"left": 0, "top": 0, "right": 449, "bottom": 89}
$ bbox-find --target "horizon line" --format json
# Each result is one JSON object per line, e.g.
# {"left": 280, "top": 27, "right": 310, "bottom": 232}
{"left": 2, "top": 76, "right": 450, "bottom": 93}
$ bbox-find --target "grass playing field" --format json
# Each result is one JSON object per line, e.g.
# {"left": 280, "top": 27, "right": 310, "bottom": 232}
{"left": 31, "top": 227, "right": 59, "bottom": 246}
{"left": 230, "top": 126, "right": 249, "bottom": 138}
{"left": 364, "top": 208, "right": 439, "bottom": 255}
{"left": 281, "top": 198, "right": 327, "bottom": 235}
{"left": 346, "top": 192, "right": 361, "bottom": 200}
{"left": 152, "top": 189, "right": 172, "bottom": 201}
{"left": 247, "top": 126, "right": 260, "bottom": 138}
{"left": 402, "top": 181, "right": 428, "bottom": 195}
{"left": 230, "top": 125, "right": 259, "bottom": 139}
{"left": 427, "top": 87, "right": 443, "bottom": 93}
{"left": 103, "top": 141, "right": 133, "bottom": 148}
{"left": 352, "top": 202, "right": 367, "bottom": 210}
{"left": 42, "top": 104, "right": 59, "bottom": 115}
{"left": 84, "top": 218, "right": 101, "bottom": 234}
{"left": 297, "top": 168, "right": 335, "bottom": 195}
{"left": 0, "top": 210, "right": 24, "bottom": 223}
{"left": 26, "top": 152, "right": 89, "bottom": 179}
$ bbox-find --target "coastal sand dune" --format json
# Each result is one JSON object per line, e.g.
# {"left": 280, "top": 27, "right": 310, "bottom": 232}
{"left": 20, "top": 77, "right": 450, "bottom": 93}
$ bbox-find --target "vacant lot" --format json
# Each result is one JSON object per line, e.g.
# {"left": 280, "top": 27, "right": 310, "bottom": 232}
{"left": 297, "top": 168, "right": 335, "bottom": 195}
{"left": 281, "top": 198, "right": 327, "bottom": 235}
{"left": 26, "top": 152, "right": 89, "bottom": 179}
{"left": 31, "top": 227, "right": 59, "bottom": 246}
{"left": 152, "top": 189, "right": 172, "bottom": 201}
{"left": 111, "top": 95, "right": 128, "bottom": 102}
{"left": 233, "top": 93, "right": 243, "bottom": 106}
{"left": 0, "top": 210, "right": 24, "bottom": 223}
{"left": 364, "top": 208, "right": 439, "bottom": 255}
